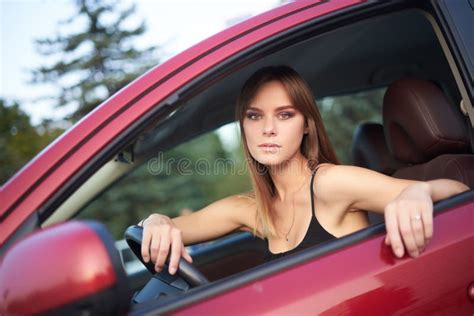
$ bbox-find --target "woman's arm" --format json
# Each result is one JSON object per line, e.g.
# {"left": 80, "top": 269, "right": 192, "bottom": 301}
{"left": 140, "top": 194, "right": 256, "bottom": 274}
{"left": 316, "top": 165, "right": 470, "bottom": 258}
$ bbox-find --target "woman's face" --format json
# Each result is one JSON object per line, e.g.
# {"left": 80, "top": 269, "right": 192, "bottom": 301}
{"left": 243, "top": 80, "right": 307, "bottom": 167}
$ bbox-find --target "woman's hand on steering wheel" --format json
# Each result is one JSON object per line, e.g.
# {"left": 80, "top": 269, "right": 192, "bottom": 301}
{"left": 141, "top": 214, "right": 193, "bottom": 275}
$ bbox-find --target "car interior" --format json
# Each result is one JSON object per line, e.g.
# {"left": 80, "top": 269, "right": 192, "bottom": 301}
{"left": 39, "top": 5, "right": 473, "bottom": 308}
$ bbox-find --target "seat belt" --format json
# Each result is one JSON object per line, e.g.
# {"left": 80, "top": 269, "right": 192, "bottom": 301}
{"left": 460, "top": 99, "right": 474, "bottom": 153}
{"left": 468, "top": 119, "right": 474, "bottom": 154}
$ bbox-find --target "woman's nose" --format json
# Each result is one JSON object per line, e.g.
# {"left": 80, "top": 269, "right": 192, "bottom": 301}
{"left": 262, "top": 117, "right": 276, "bottom": 136}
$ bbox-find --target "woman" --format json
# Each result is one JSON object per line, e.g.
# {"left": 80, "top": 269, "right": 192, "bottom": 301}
{"left": 139, "top": 65, "right": 469, "bottom": 275}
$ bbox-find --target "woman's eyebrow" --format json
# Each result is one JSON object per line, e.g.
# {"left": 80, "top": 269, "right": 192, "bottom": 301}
{"left": 275, "top": 105, "right": 295, "bottom": 111}
{"left": 246, "top": 105, "right": 295, "bottom": 112}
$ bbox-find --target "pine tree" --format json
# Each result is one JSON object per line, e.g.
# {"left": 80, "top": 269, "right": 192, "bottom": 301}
{"left": 31, "top": 0, "right": 159, "bottom": 122}
{"left": 28, "top": 0, "right": 244, "bottom": 239}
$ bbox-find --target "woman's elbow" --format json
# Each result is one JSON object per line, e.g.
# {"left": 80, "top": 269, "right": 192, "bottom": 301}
{"left": 455, "top": 181, "right": 470, "bottom": 193}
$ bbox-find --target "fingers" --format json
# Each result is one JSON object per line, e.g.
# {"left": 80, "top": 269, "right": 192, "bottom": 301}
{"left": 150, "top": 232, "right": 162, "bottom": 270}
{"left": 385, "top": 200, "right": 434, "bottom": 259}
{"left": 168, "top": 229, "right": 183, "bottom": 274}
{"left": 383, "top": 182, "right": 436, "bottom": 259}
{"left": 155, "top": 227, "right": 170, "bottom": 272}
{"left": 140, "top": 216, "right": 187, "bottom": 274}
{"left": 421, "top": 204, "right": 433, "bottom": 242}
{"left": 384, "top": 204, "right": 404, "bottom": 258}
{"left": 182, "top": 247, "right": 193, "bottom": 263}
{"left": 410, "top": 213, "right": 425, "bottom": 252}
{"left": 398, "top": 210, "right": 419, "bottom": 257}
{"left": 141, "top": 226, "right": 152, "bottom": 263}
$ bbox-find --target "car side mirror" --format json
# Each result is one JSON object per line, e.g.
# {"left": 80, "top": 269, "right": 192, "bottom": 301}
{"left": 0, "top": 220, "right": 131, "bottom": 316}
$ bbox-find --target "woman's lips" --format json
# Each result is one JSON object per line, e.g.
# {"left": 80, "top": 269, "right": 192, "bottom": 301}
{"left": 258, "top": 143, "right": 281, "bottom": 148}
{"left": 258, "top": 143, "right": 281, "bottom": 153}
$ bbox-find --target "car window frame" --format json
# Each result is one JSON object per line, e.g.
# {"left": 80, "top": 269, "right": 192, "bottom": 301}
{"left": 1, "top": 0, "right": 373, "bottom": 249}
{"left": 430, "top": 0, "right": 474, "bottom": 125}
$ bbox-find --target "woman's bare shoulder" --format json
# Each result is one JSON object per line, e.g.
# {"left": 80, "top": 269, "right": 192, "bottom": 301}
{"left": 313, "top": 164, "right": 364, "bottom": 203}
{"left": 314, "top": 164, "right": 412, "bottom": 208}
{"left": 316, "top": 163, "right": 369, "bottom": 181}
{"left": 315, "top": 162, "right": 336, "bottom": 175}
{"left": 314, "top": 162, "right": 345, "bottom": 185}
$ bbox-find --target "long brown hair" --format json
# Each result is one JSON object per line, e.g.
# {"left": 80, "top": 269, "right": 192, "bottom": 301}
{"left": 236, "top": 65, "right": 339, "bottom": 238}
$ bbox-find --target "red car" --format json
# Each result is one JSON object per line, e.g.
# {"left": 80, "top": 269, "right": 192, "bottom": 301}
{"left": 1, "top": 0, "right": 473, "bottom": 315}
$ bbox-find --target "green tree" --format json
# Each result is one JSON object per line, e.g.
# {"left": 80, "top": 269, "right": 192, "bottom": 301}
{"left": 80, "top": 131, "right": 250, "bottom": 239}
{"left": 31, "top": 0, "right": 159, "bottom": 122}
{"left": 27, "top": 1, "right": 252, "bottom": 239}
{"left": 0, "top": 99, "right": 63, "bottom": 184}
{"left": 27, "top": 0, "right": 161, "bottom": 237}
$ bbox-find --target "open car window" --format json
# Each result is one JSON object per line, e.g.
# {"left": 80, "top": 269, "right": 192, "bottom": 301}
{"left": 72, "top": 86, "right": 388, "bottom": 283}
{"left": 75, "top": 87, "right": 386, "bottom": 235}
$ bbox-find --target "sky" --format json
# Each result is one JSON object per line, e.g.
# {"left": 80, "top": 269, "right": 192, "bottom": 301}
{"left": 0, "top": 0, "right": 281, "bottom": 125}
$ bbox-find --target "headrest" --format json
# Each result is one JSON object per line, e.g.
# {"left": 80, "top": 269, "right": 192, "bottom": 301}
{"left": 352, "top": 122, "right": 403, "bottom": 175}
{"left": 383, "top": 78, "right": 470, "bottom": 163}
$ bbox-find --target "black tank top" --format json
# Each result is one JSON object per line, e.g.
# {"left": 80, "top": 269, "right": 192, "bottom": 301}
{"left": 264, "top": 168, "right": 336, "bottom": 261}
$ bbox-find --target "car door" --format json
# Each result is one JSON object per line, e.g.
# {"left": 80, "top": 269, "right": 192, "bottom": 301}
{"left": 149, "top": 198, "right": 472, "bottom": 315}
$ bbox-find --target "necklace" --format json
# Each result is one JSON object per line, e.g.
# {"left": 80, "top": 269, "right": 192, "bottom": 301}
{"left": 278, "top": 173, "right": 309, "bottom": 242}
{"left": 284, "top": 195, "right": 296, "bottom": 241}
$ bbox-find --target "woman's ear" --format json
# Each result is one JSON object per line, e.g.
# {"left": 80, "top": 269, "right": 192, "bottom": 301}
{"left": 304, "top": 121, "right": 309, "bottom": 134}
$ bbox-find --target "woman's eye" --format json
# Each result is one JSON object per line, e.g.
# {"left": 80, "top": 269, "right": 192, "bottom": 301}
{"left": 246, "top": 113, "right": 261, "bottom": 120}
{"left": 278, "top": 112, "right": 294, "bottom": 120}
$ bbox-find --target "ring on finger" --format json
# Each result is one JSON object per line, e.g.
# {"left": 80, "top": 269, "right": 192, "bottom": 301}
{"left": 411, "top": 214, "right": 422, "bottom": 221}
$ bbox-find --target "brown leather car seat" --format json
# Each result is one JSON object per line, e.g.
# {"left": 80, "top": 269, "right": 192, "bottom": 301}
{"left": 383, "top": 78, "right": 474, "bottom": 187}
{"left": 351, "top": 122, "right": 404, "bottom": 175}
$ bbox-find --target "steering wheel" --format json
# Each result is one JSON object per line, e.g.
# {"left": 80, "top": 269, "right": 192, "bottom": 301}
{"left": 124, "top": 225, "right": 209, "bottom": 288}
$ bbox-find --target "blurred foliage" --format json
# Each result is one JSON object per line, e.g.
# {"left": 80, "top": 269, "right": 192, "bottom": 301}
{"left": 0, "top": 99, "right": 63, "bottom": 184}
{"left": 318, "top": 88, "right": 384, "bottom": 164}
{"left": 79, "top": 131, "right": 252, "bottom": 239}
{"left": 31, "top": 0, "right": 159, "bottom": 122}
{"left": 22, "top": 0, "right": 162, "bottom": 239}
